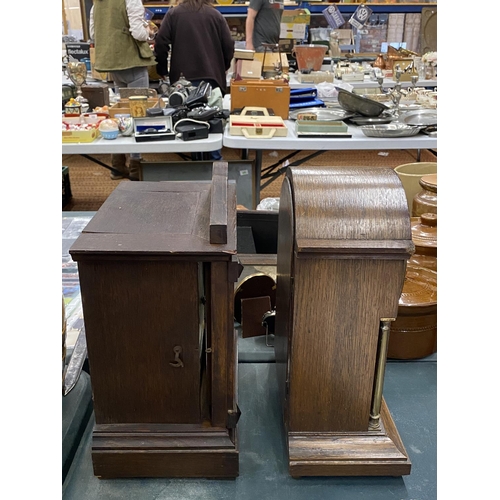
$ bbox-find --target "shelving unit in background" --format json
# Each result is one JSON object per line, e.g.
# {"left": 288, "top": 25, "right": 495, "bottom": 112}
{"left": 142, "top": 2, "right": 437, "bottom": 53}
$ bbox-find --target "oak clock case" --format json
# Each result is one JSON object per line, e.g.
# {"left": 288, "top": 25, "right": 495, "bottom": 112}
{"left": 69, "top": 165, "right": 240, "bottom": 479}
{"left": 274, "top": 166, "right": 414, "bottom": 477}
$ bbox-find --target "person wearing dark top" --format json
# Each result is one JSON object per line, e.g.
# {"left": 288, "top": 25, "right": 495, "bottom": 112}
{"left": 245, "top": 0, "right": 284, "bottom": 53}
{"left": 154, "top": 0, "right": 235, "bottom": 95}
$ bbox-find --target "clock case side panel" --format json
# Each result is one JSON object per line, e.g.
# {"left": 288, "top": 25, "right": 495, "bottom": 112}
{"left": 274, "top": 176, "right": 296, "bottom": 427}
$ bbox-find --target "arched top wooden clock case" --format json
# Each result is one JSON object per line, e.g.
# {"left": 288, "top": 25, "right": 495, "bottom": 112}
{"left": 274, "top": 166, "right": 415, "bottom": 477}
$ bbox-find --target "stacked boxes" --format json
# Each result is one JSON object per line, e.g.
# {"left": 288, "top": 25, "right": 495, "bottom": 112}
{"left": 386, "top": 13, "right": 405, "bottom": 43}
{"left": 404, "top": 13, "right": 422, "bottom": 53}
{"left": 280, "top": 9, "right": 311, "bottom": 40}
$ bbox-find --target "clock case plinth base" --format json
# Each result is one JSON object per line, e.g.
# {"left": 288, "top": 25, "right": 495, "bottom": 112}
{"left": 91, "top": 424, "right": 238, "bottom": 479}
{"left": 288, "top": 399, "right": 411, "bottom": 477}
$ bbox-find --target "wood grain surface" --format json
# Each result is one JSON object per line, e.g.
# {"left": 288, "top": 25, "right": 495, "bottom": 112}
{"left": 70, "top": 178, "right": 240, "bottom": 477}
{"left": 274, "top": 166, "right": 413, "bottom": 476}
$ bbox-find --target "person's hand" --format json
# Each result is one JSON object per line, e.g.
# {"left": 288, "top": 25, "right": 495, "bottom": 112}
{"left": 245, "top": 41, "right": 254, "bottom": 51}
{"left": 147, "top": 27, "right": 156, "bottom": 41}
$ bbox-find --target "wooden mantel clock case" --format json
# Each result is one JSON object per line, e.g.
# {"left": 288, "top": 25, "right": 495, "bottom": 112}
{"left": 69, "top": 164, "right": 241, "bottom": 478}
{"left": 274, "top": 166, "right": 415, "bottom": 477}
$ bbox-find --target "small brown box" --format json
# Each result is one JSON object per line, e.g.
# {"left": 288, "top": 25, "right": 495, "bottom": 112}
{"left": 81, "top": 83, "right": 110, "bottom": 111}
{"left": 236, "top": 60, "right": 262, "bottom": 80}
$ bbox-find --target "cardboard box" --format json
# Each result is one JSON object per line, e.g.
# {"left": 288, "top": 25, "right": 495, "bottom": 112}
{"left": 236, "top": 60, "right": 262, "bottom": 79}
{"left": 253, "top": 52, "right": 289, "bottom": 72}
{"left": 281, "top": 8, "right": 311, "bottom": 25}
{"left": 62, "top": 128, "right": 100, "bottom": 143}
{"left": 108, "top": 98, "right": 165, "bottom": 118}
{"left": 280, "top": 9, "right": 310, "bottom": 39}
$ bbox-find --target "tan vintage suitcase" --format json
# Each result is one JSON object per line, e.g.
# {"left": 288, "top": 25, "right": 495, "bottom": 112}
{"left": 230, "top": 79, "right": 290, "bottom": 119}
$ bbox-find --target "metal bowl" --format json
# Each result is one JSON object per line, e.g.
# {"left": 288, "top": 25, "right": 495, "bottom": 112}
{"left": 360, "top": 123, "right": 422, "bottom": 138}
{"left": 336, "top": 88, "right": 389, "bottom": 117}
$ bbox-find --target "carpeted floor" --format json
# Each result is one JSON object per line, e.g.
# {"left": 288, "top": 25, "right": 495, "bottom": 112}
{"left": 62, "top": 147, "right": 437, "bottom": 211}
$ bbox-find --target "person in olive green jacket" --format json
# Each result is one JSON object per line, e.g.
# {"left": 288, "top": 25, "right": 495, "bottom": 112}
{"left": 90, "top": 0, "right": 156, "bottom": 180}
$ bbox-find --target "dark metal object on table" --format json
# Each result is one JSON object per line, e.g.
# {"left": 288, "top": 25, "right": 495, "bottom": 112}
{"left": 337, "top": 88, "right": 389, "bottom": 117}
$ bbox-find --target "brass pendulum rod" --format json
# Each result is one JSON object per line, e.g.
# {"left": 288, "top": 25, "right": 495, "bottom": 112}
{"left": 369, "top": 318, "right": 395, "bottom": 431}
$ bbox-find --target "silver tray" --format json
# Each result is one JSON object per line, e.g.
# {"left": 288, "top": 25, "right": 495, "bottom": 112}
{"left": 400, "top": 109, "right": 437, "bottom": 126}
{"left": 349, "top": 115, "right": 395, "bottom": 126}
{"left": 289, "top": 107, "right": 355, "bottom": 121}
{"left": 360, "top": 123, "right": 422, "bottom": 138}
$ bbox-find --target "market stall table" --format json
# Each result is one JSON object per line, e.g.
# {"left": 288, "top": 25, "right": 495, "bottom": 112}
{"left": 286, "top": 72, "right": 437, "bottom": 89}
{"left": 62, "top": 133, "right": 224, "bottom": 178}
{"left": 222, "top": 121, "right": 437, "bottom": 208}
{"left": 62, "top": 133, "right": 223, "bottom": 155}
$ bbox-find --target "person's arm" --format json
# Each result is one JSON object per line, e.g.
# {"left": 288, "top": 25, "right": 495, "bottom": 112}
{"left": 126, "top": 0, "right": 151, "bottom": 41}
{"left": 89, "top": 6, "right": 94, "bottom": 39}
{"left": 245, "top": 8, "right": 258, "bottom": 51}
{"left": 154, "top": 11, "right": 172, "bottom": 78}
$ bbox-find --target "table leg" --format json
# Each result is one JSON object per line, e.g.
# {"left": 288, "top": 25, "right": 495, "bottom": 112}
{"left": 80, "top": 154, "right": 114, "bottom": 173}
{"left": 253, "top": 150, "right": 263, "bottom": 209}
{"left": 416, "top": 149, "right": 421, "bottom": 162}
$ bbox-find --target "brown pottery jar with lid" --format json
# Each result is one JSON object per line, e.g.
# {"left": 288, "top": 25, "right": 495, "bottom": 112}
{"left": 408, "top": 213, "right": 437, "bottom": 272}
{"left": 412, "top": 173, "right": 437, "bottom": 217}
{"left": 388, "top": 264, "right": 437, "bottom": 360}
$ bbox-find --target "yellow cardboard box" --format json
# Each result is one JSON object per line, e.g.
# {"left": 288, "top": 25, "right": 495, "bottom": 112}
{"left": 281, "top": 9, "right": 311, "bottom": 25}
{"left": 280, "top": 9, "right": 310, "bottom": 39}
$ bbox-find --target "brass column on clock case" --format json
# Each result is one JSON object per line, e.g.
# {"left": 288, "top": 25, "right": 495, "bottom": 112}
{"left": 274, "top": 166, "right": 415, "bottom": 477}
{"left": 69, "top": 162, "right": 241, "bottom": 479}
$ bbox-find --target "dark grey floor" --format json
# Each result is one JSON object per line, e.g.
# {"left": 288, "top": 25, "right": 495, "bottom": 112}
{"left": 62, "top": 360, "right": 436, "bottom": 500}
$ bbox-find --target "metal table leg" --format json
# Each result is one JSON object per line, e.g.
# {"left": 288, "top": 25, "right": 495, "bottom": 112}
{"left": 253, "top": 150, "right": 263, "bottom": 209}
